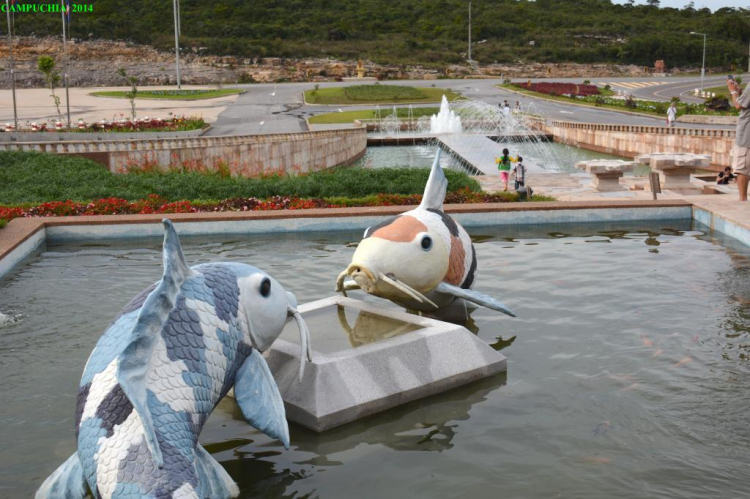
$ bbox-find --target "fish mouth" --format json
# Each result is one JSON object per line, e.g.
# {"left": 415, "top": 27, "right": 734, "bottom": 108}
{"left": 286, "top": 292, "right": 312, "bottom": 382}
{"left": 336, "top": 264, "right": 438, "bottom": 309}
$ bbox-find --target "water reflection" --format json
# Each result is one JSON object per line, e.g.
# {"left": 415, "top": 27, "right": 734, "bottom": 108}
{"left": 336, "top": 306, "right": 422, "bottom": 348}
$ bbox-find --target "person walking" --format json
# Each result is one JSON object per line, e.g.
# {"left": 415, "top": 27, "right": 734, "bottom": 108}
{"left": 667, "top": 102, "right": 677, "bottom": 127}
{"left": 496, "top": 148, "right": 516, "bottom": 192}
{"left": 513, "top": 156, "right": 526, "bottom": 190}
{"left": 514, "top": 101, "right": 522, "bottom": 114}
{"left": 727, "top": 77, "right": 750, "bottom": 201}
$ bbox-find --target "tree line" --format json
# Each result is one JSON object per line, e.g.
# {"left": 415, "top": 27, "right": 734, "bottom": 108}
{"left": 11, "top": 0, "right": 750, "bottom": 69}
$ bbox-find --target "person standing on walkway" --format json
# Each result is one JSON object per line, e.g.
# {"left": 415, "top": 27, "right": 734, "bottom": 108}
{"left": 727, "top": 77, "right": 750, "bottom": 201}
{"left": 667, "top": 102, "right": 677, "bottom": 127}
{"left": 513, "top": 156, "right": 526, "bottom": 190}
{"left": 503, "top": 102, "right": 511, "bottom": 117}
{"left": 496, "top": 148, "right": 516, "bottom": 192}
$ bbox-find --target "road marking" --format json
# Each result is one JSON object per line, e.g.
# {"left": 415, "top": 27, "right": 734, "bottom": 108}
{"left": 603, "top": 82, "right": 669, "bottom": 89}
{"left": 560, "top": 110, "right": 574, "bottom": 114}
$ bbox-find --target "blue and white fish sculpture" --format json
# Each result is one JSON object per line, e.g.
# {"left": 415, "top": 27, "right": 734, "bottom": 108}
{"left": 37, "top": 220, "right": 311, "bottom": 499}
{"left": 336, "top": 149, "right": 515, "bottom": 319}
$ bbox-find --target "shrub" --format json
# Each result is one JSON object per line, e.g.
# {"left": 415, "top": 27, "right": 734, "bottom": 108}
{"left": 513, "top": 81, "right": 600, "bottom": 97}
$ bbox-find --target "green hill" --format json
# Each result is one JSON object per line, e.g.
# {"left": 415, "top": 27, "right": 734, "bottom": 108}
{"left": 14, "top": 0, "right": 750, "bottom": 68}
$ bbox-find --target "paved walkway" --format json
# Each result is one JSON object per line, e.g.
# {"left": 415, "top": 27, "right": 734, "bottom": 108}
{"left": 687, "top": 195, "right": 750, "bottom": 232}
{"left": 476, "top": 171, "right": 750, "bottom": 207}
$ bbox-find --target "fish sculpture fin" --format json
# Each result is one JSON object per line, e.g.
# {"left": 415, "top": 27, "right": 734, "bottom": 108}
{"left": 195, "top": 444, "right": 240, "bottom": 498}
{"left": 434, "top": 281, "right": 516, "bottom": 318}
{"left": 116, "top": 219, "right": 195, "bottom": 468}
{"left": 35, "top": 453, "right": 88, "bottom": 499}
{"left": 234, "top": 349, "right": 291, "bottom": 449}
{"left": 419, "top": 149, "right": 448, "bottom": 212}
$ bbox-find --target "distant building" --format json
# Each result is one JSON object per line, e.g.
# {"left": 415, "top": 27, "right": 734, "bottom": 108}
{"left": 654, "top": 60, "right": 666, "bottom": 75}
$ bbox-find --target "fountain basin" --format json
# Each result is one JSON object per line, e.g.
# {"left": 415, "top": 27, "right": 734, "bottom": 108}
{"left": 266, "top": 296, "right": 506, "bottom": 432}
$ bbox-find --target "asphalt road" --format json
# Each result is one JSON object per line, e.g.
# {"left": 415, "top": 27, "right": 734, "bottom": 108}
{"left": 206, "top": 77, "right": 737, "bottom": 137}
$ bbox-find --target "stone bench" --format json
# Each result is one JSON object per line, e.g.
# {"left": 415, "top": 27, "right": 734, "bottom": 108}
{"left": 574, "top": 159, "right": 635, "bottom": 191}
{"left": 635, "top": 153, "right": 710, "bottom": 194}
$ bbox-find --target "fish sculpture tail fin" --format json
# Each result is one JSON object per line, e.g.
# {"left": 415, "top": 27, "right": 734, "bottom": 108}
{"left": 419, "top": 148, "right": 448, "bottom": 212}
{"left": 195, "top": 445, "right": 240, "bottom": 498}
{"left": 116, "top": 219, "right": 195, "bottom": 468}
{"left": 35, "top": 453, "right": 88, "bottom": 499}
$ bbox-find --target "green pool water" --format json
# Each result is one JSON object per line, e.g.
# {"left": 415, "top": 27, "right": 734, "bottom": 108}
{"left": 0, "top": 220, "right": 748, "bottom": 498}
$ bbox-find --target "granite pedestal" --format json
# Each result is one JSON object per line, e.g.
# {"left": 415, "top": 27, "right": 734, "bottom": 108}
{"left": 575, "top": 159, "right": 635, "bottom": 192}
{"left": 636, "top": 152, "right": 710, "bottom": 195}
{"left": 264, "top": 296, "right": 507, "bottom": 432}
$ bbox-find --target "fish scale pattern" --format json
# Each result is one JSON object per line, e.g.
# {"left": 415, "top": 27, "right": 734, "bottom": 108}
{"left": 75, "top": 263, "right": 256, "bottom": 499}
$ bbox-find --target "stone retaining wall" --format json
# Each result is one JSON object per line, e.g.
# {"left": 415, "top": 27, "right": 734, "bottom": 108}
{"left": 538, "top": 120, "right": 735, "bottom": 171}
{"left": 0, "top": 128, "right": 367, "bottom": 176}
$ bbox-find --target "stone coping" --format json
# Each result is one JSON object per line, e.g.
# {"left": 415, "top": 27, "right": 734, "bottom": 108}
{"left": 0, "top": 126, "right": 365, "bottom": 148}
{"left": 544, "top": 119, "right": 735, "bottom": 138}
{"left": 0, "top": 200, "right": 693, "bottom": 270}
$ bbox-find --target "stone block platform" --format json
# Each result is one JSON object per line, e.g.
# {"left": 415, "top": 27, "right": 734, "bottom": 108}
{"left": 575, "top": 159, "right": 635, "bottom": 191}
{"left": 635, "top": 152, "right": 710, "bottom": 194}
{"left": 263, "top": 296, "right": 507, "bottom": 432}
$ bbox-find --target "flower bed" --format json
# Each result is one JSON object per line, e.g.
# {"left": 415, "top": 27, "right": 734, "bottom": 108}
{"left": 513, "top": 82, "right": 600, "bottom": 97}
{"left": 0, "top": 190, "right": 545, "bottom": 225}
{"left": 3, "top": 116, "right": 205, "bottom": 133}
{"left": 508, "top": 82, "right": 739, "bottom": 117}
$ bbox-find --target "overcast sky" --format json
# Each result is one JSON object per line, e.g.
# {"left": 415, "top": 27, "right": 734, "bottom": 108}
{"left": 611, "top": 0, "right": 747, "bottom": 10}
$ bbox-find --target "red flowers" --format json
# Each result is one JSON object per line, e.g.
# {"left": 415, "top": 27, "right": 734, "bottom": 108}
{"left": 0, "top": 189, "right": 518, "bottom": 226}
{"left": 514, "top": 82, "right": 600, "bottom": 97}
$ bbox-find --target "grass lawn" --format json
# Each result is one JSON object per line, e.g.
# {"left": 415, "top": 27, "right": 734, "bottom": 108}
{"left": 305, "top": 85, "right": 462, "bottom": 105}
{"left": 90, "top": 89, "right": 244, "bottom": 100}
{"left": 703, "top": 85, "right": 730, "bottom": 98}
{"left": 309, "top": 106, "right": 439, "bottom": 124}
{"left": 0, "top": 151, "right": 481, "bottom": 205}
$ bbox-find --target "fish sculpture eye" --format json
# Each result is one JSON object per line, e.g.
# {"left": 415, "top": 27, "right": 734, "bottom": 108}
{"left": 420, "top": 235, "right": 433, "bottom": 251}
{"left": 260, "top": 277, "right": 272, "bottom": 297}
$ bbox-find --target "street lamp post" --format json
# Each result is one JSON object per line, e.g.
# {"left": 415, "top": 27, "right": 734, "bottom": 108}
{"left": 690, "top": 31, "right": 707, "bottom": 92}
{"left": 5, "top": 0, "right": 18, "bottom": 131}
{"left": 173, "top": 0, "right": 181, "bottom": 90}
{"left": 468, "top": 1, "right": 472, "bottom": 63}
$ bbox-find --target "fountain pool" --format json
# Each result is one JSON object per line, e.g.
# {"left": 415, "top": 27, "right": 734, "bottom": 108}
{"left": 354, "top": 143, "right": 648, "bottom": 175}
{"left": 1, "top": 220, "right": 749, "bottom": 498}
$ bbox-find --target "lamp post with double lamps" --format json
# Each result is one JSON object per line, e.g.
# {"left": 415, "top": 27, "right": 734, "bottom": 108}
{"left": 690, "top": 31, "right": 707, "bottom": 92}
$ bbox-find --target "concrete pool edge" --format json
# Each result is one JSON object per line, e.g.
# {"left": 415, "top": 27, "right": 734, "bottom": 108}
{"left": 0, "top": 199, "right": 730, "bottom": 279}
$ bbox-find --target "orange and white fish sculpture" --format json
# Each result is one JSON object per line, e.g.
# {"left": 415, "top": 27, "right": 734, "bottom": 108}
{"left": 335, "top": 150, "right": 515, "bottom": 318}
